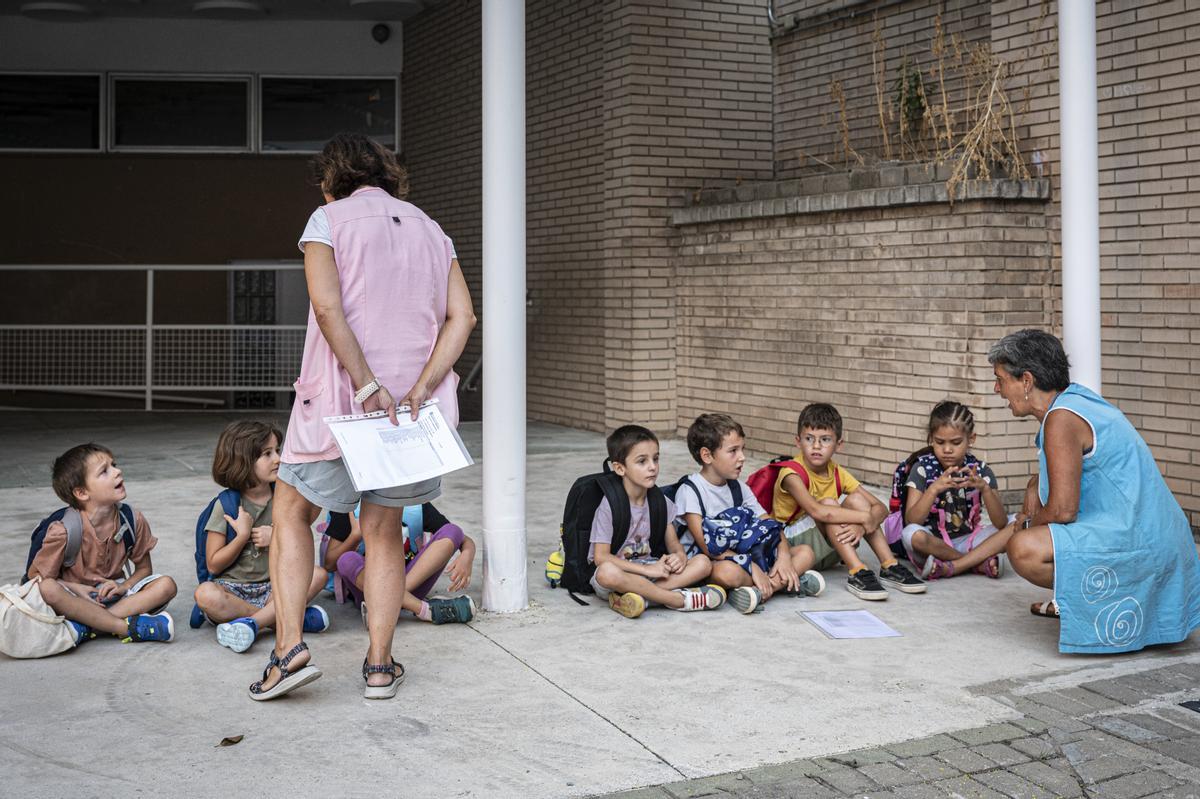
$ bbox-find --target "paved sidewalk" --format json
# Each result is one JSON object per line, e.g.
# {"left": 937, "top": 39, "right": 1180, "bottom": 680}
{"left": 594, "top": 662, "right": 1200, "bottom": 799}
{"left": 1, "top": 412, "right": 1197, "bottom": 798}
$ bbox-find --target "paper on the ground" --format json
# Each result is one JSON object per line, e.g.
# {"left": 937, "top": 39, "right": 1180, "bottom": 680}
{"left": 325, "top": 400, "right": 474, "bottom": 491}
{"left": 800, "top": 610, "right": 901, "bottom": 639}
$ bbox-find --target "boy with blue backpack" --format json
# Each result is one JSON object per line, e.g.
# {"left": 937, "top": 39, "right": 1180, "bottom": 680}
{"left": 192, "top": 421, "right": 329, "bottom": 652}
{"left": 675, "top": 414, "right": 822, "bottom": 615}
{"left": 27, "top": 443, "right": 177, "bottom": 644}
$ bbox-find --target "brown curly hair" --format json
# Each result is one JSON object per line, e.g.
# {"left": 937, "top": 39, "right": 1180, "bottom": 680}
{"left": 310, "top": 132, "right": 409, "bottom": 200}
{"left": 212, "top": 420, "right": 283, "bottom": 492}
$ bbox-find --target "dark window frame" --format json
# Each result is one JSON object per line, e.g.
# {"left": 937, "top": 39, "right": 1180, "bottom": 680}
{"left": 108, "top": 73, "right": 254, "bottom": 153}
{"left": 258, "top": 74, "right": 400, "bottom": 154}
{"left": 0, "top": 71, "right": 104, "bottom": 153}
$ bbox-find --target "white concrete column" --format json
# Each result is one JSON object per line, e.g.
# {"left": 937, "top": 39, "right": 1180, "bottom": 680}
{"left": 480, "top": 0, "right": 529, "bottom": 613}
{"left": 1058, "top": 0, "right": 1102, "bottom": 392}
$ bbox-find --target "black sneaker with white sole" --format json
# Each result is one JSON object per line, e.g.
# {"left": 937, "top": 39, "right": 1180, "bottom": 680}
{"left": 878, "top": 562, "right": 927, "bottom": 594}
{"left": 846, "top": 569, "right": 888, "bottom": 601}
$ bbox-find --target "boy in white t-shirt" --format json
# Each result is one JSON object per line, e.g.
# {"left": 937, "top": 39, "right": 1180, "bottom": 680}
{"left": 675, "top": 413, "right": 824, "bottom": 614}
{"left": 589, "top": 425, "right": 725, "bottom": 619}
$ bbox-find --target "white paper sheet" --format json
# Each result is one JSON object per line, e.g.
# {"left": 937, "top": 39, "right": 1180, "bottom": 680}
{"left": 799, "top": 610, "right": 901, "bottom": 639}
{"left": 324, "top": 400, "right": 475, "bottom": 491}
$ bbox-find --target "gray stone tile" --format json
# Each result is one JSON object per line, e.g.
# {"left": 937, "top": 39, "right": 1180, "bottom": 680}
{"left": 974, "top": 769, "right": 1048, "bottom": 799}
{"left": 1010, "top": 760, "right": 1085, "bottom": 797}
{"left": 1008, "top": 696, "right": 1093, "bottom": 733}
{"left": 858, "top": 763, "right": 923, "bottom": 788}
{"left": 1057, "top": 730, "right": 1158, "bottom": 762}
{"left": 935, "top": 747, "right": 997, "bottom": 774}
{"left": 1158, "top": 707, "right": 1200, "bottom": 734}
{"left": 1114, "top": 674, "right": 1179, "bottom": 700}
{"left": 596, "top": 789, "right": 673, "bottom": 799}
{"left": 932, "top": 776, "right": 1009, "bottom": 799}
{"left": 1089, "top": 771, "right": 1181, "bottom": 799}
{"left": 741, "top": 777, "right": 841, "bottom": 799}
{"left": 1148, "top": 740, "right": 1200, "bottom": 769}
{"left": 893, "top": 787, "right": 950, "bottom": 799}
{"left": 886, "top": 735, "right": 963, "bottom": 759}
{"left": 751, "top": 761, "right": 827, "bottom": 784}
{"left": 1113, "top": 713, "right": 1199, "bottom": 741}
{"left": 1010, "top": 736, "right": 1058, "bottom": 761}
{"left": 1029, "top": 690, "right": 1104, "bottom": 717}
{"left": 1080, "top": 679, "right": 1159, "bottom": 706}
{"left": 664, "top": 773, "right": 748, "bottom": 797}
{"left": 1055, "top": 687, "right": 1126, "bottom": 713}
{"left": 829, "top": 749, "right": 900, "bottom": 767}
{"left": 973, "top": 743, "right": 1032, "bottom": 767}
{"left": 1093, "top": 717, "right": 1170, "bottom": 743}
{"left": 950, "top": 724, "right": 1029, "bottom": 746}
{"left": 1013, "top": 718, "right": 1052, "bottom": 735}
{"left": 817, "top": 767, "right": 878, "bottom": 794}
{"left": 1069, "top": 754, "right": 1147, "bottom": 785}
{"left": 898, "top": 755, "right": 960, "bottom": 783}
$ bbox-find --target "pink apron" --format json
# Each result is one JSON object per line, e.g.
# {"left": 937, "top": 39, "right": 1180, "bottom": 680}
{"left": 282, "top": 187, "right": 459, "bottom": 463}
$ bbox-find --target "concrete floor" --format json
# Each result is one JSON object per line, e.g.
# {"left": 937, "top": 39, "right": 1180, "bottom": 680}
{"left": 1, "top": 412, "right": 1197, "bottom": 798}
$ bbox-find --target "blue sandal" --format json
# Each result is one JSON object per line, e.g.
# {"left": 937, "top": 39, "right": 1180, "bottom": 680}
{"left": 362, "top": 657, "right": 405, "bottom": 700}
{"left": 248, "top": 642, "right": 322, "bottom": 701}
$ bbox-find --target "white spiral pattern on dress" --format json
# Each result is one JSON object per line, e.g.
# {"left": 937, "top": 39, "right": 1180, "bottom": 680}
{"left": 1094, "top": 597, "right": 1143, "bottom": 647}
{"left": 1082, "top": 565, "right": 1118, "bottom": 604}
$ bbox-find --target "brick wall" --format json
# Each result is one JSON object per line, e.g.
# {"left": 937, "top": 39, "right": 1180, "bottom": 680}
{"left": 405, "top": 0, "right": 774, "bottom": 433}
{"left": 601, "top": 0, "right": 775, "bottom": 433}
{"left": 772, "top": 0, "right": 990, "bottom": 177}
{"left": 402, "top": 0, "right": 483, "bottom": 420}
{"left": 672, "top": 176, "right": 1052, "bottom": 500}
{"left": 991, "top": 0, "right": 1200, "bottom": 527}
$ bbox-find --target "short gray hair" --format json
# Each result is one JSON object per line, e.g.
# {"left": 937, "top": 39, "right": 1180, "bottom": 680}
{"left": 987, "top": 329, "right": 1071, "bottom": 391}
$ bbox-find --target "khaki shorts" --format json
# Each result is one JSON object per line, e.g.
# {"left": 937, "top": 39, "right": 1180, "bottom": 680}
{"left": 279, "top": 458, "right": 441, "bottom": 514}
{"left": 784, "top": 517, "right": 842, "bottom": 571}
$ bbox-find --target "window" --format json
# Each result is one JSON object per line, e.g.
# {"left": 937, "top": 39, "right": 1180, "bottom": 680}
{"left": 111, "top": 76, "right": 250, "bottom": 150}
{"left": 0, "top": 73, "right": 100, "bottom": 150}
{"left": 261, "top": 77, "right": 397, "bottom": 152}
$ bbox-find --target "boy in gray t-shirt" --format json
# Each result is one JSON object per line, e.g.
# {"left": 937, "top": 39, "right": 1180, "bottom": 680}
{"left": 588, "top": 426, "right": 726, "bottom": 619}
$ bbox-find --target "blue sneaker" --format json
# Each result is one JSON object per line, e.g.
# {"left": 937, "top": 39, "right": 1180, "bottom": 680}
{"left": 189, "top": 603, "right": 206, "bottom": 629}
{"left": 68, "top": 620, "right": 94, "bottom": 645}
{"left": 303, "top": 605, "right": 330, "bottom": 633}
{"left": 216, "top": 617, "right": 258, "bottom": 653}
{"left": 122, "top": 612, "right": 174, "bottom": 643}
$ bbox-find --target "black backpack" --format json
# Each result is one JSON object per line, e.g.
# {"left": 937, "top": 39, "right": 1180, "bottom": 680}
{"left": 24, "top": 504, "right": 137, "bottom": 582}
{"left": 557, "top": 460, "right": 670, "bottom": 600}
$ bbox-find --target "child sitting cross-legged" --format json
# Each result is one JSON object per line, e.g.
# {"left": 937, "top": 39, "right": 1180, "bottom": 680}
{"left": 590, "top": 425, "right": 724, "bottom": 619}
{"left": 29, "top": 444, "right": 178, "bottom": 644}
{"left": 891, "top": 401, "right": 1012, "bottom": 580}
{"left": 772, "top": 403, "right": 926, "bottom": 600}
{"left": 321, "top": 502, "right": 477, "bottom": 626}
{"left": 193, "top": 421, "right": 329, "bottom": 652}
{"left": 676, "top": 414, "right": 822, "bottom": 615}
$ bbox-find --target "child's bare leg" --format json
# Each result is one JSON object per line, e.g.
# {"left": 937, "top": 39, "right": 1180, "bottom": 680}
{"left": 951, "top": 524, "right": 1016, "bottom": 571}
{"left": 909, "top": 530, "right": 961, "bottom": 562}
{"left": 653, "top": 555, "right": 712, "bottom": 593}
{"left": 353, "top": 537, "right": 458, "bottom": 615}
{"left": 194, "top": 581, "right": 259, "bottom": 624}
{"left": 107, "top": 576, "right": 177, "bottom": 617}
{"left": 815, "top": 499, "right": 868, "bottom": 570}
{"left": 708, "top": 559, "right": 752, "bottom": 590}
{"left": 39, "top": 580, "right": 126, "bottom": 635}
{"left": 862, "top": 529, "right": 898, "bottom": 567}
{"left": 789, "top": 544, "right": 816, "bottom": 574}
{"left": 594, "top": 562, "right": 683, "bottom": 608}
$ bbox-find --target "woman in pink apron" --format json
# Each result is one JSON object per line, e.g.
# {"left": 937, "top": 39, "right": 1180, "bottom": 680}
{"left": 249, "top": 133, "right": 475, "bottom": 701}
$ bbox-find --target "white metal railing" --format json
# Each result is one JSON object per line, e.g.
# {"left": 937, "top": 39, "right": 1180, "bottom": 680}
{"left": 0, "top": 264, "right": 307, "bottom": 409}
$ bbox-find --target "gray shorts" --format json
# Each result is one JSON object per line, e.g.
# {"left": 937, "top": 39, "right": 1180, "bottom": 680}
{"left": 278, "top": 458, "right": 441, "bottom": 514}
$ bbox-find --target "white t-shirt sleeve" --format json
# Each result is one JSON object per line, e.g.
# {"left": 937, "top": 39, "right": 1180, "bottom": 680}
{"left": 446, "top": 236, "right": 457, "bottom": 261}
{"left": 298, "top": 207, "right": 332, "bottom": 253}
{"left": 672, "top": 476, "right": 705, "bottom": 519}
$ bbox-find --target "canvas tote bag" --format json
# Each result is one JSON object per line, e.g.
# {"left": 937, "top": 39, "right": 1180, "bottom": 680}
{"left": 0, "top": 578, "right": 76, "bottom": 658}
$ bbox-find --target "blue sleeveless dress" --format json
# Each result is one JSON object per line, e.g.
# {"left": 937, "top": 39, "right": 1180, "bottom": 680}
{"left": 1036, "top": 384, "right": 1200, "bottom": 654}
